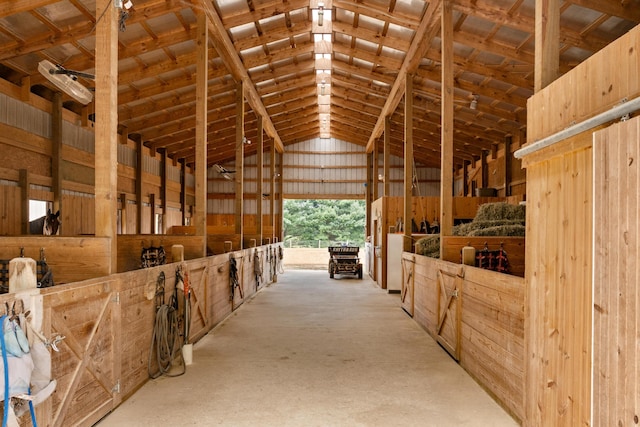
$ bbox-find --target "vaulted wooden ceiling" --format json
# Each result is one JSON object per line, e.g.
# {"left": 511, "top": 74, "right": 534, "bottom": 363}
{"left": 0, "top": 0, "right": 637, "bottom": 169}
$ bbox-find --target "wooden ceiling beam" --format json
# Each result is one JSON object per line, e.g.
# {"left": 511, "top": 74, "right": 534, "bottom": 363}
{"left": 332, "top": 0, "right": 421, "bottom": 31}
{"left": 194, "top": 0, "right": 284, "bottom": 152}
{"left": 220, "top": 0, "right": 311, "bottom": 28}
{"left": 454, "top": 0, "right": 610, "bottom": 53}
{"left": 365, "top": 0, "right": 443, "bottom": 152}
{"left": 233, "top": 21, "right": 313, "bottom": 51}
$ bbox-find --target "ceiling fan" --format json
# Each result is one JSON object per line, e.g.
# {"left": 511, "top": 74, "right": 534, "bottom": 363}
{"left": 38, "top": 60, "right": 94, "bottom": 105}
{"left": 214, "top": 164, "right": 235, "bottom": 180}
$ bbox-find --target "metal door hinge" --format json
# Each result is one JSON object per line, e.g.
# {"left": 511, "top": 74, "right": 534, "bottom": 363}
{"left": 112, "top": 292, "right": 120, "bottom": 304}
{"left": 112, "top": 380, "right": 120, "bottom": 394}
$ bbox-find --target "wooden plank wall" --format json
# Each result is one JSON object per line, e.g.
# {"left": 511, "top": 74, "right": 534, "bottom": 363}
{"left": 1, "top": 243, "right": 281, "bottom": 426}
{"left": 0, "top": 236, "right": 111, "bottom": 283}
{"left": 441, "top": 236, "right": 525, "bottom": 277}
{"left": 409, "top": 255, "right": 525, "bottom": 422}
{"left": 522, "top": 135, "right": 593, "bottom": 427}
{"left": 527, "top": 25, "right": 640, "bottom": 144}
{"left": 593, "top": 116, "right": 640, "bottom": 426}
{"left": 116, "top": 235, "right": 207, "bottom": 272}
{"left": 519, "top": 20, "right": 640, "bottom": 427}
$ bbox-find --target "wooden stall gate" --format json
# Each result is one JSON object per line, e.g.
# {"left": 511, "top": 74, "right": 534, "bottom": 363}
{"left": 43, "top": 280, "right": 120, "bottom": 427}
{"left": 400, "top": 253, "right": 415, "bottom": 316}
{"left": 436, "top": 265, "right": 463, "bottom": 361}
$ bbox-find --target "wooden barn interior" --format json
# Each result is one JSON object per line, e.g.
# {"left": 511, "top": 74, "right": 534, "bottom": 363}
{"left": 0, "top": 0, "right": 638, "bottom": 425}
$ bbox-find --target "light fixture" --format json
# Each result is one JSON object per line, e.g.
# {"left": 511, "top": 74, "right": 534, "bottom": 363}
{"left": 320, "top": 79, "right": 326, "bottom": 95}
{"left": 38, "top": 60, "right": 94, "bottom": 105}
{"left": 470, "top": 95, "right": 478, "bottom": 110}
{"left": 317, "top": 4, "right": 324, "bottom": 26}
{"left": 242, "top": 136, "right": 251, "bottom": 145}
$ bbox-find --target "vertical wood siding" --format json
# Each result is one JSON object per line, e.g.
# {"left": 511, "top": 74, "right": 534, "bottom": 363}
{"left": 593, "top": 116, "right": 640, "bottom": 427}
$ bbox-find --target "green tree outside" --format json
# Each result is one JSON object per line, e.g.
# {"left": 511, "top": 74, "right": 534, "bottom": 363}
{"left": 283, "top": 199, "right": 366, "bottom": 247}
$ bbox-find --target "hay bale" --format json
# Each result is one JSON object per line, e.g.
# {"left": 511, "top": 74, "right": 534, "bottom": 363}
{"left": 415, "top": 235, "right": 439, "bottom": 256}
{"left": 468, "top": 224, "right": 526, "bottom": 237}
{"left": 474, "top": 202, "right": 525, "bottom": 222}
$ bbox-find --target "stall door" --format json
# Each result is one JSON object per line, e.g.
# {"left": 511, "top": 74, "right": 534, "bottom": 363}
{"left": 400, "top": 254, "right": 415, "bottom": 316}
{"left": 436, "top": 267, "right": 462, "bottom": 360}
{"left": 45, "top": 281, "right": 120, "bottom": 426}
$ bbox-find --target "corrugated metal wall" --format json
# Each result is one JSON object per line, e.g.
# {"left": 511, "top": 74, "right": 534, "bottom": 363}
{"left": 284, "top": 138, "right": 367, "bottom": 198}
{"left": 206, "top": 137, "right": 441, "bottom": 214}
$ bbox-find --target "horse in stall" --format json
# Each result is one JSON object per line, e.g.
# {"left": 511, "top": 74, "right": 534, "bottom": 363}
{"left": 29, "top": 210, "right": 61, "bottom": 235}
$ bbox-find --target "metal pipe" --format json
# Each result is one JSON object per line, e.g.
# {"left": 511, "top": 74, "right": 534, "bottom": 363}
{"left": 514, "top": 96, "right": 640, "bottom": 159}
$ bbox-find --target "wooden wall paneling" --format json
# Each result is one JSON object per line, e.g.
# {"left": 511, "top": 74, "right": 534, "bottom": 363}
{"left": 441, "top": 236, "right": 526, "bottom": 277}
{"left": 116, "top": 235, "right": 207, "bottom": 272}
{"left": 0, "top": 185, "right": 21, "bottom": 235}
{"left": 117, "top": 267, "right": 159, "bottom": 400}
{"left": 0, "top": 237, "right": 111, "bottom": 283}
{"left": 527, "top": 25, "right": 640, "bottom": 143}
{"left": 460, "top": 265, "right": 525, "bottom": 421}
{"left": 410, "top": 255, "right": 525, "bottom": 422}
{"left": 521, "top": 136, "right": 592, "bottom": 426}
{"left": 593, "top": 116, "right": 640, "bottom": 426}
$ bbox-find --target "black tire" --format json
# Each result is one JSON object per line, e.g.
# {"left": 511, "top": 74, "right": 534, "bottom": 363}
{"left": 329, "top": 262, "right": 335, "bottom": 278}
{"left": 357, "top": 265, "right": 363, "bottom": 279}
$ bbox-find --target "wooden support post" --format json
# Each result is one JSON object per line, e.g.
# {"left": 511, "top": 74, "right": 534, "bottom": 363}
{"left": 235, "top": 82, "right": 244, "bottom": 248}
{"left": 194, "top": 12, "right": 208, "bottom": 255}
{"left": 384, "top": 116, "right": 391, "bottom": 197}
{"left": 52, "top": 92, "right": 63, "bottom": 224}
{"left": 277, "top": 152, "right": 284, "bottom": 241}
{"left": 180, "top": 159, "right": 187, "bottom": 226}
{"left": 440, "top": 0, "right": 454, "bottom": 249}
{"left": 463, "top": 160, "right": 470, "bottom": 197}
{"left": 150, "top": 193, "right": 156, "bottom": 234}
{"left": 481, "top": 150, "right": 489, "bottom": 189}
{"left": 20, "top": 169, "right": 29, "bottom": 235}
{"left": 372, "top": 140, "right": 379, "bottom": 201}
{"left": 504, "top": 136, "right": 512, "bottom": 197}
{"left": 161, "top": 148, "right": 168, "bottom": 234}
{"left": 256, "top": 116, "right": 264, "bottom": 244}
{"left": 94, "top": 0, "right": 118, "bottom": 273}
{"left": 119, "top": 193, "right": 127, "bottom": 234}
{"left": 135, "top": 136, "right": 143, "bottom": 234}
{"left": 366, "top": 152, "right": 372, "bottom": 237}
{"left": 403, "top": 77, "right": 413, "bottom": 253}
{"left": 270, "top": 141, "right": 276, "bottom": 242}
{"left": 20, "top": 76, "right": 31, "bottom": 102}
{"left": 119, "top": 125, "right": 128, "bottom": 145}
{"left": 535, "top": 0, "right": 560, "bottom": 92}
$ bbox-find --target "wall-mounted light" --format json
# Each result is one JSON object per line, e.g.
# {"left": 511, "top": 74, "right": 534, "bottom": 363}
{"left": 378, "top": 173, "right": 384, "bottom": 182}
{"left": 242, "top": 136, "right": 251, "bottom": 145}
{"left": 318, "top": 5, "right": 324, "bottom": 26}
{"left": 320, "top": 80, "right": 326, "bottom": 95}
{"left": 470, "top": 95, "right": 478, "bottom": 110}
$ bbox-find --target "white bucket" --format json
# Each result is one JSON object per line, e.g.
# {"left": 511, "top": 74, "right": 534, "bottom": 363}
{"left": 182, "top": 344, "right": 193, "bottom": 365}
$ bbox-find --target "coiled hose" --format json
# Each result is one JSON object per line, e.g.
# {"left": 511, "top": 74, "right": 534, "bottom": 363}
{"left": 148, "top": 272, "right": 185, "bottom": 379}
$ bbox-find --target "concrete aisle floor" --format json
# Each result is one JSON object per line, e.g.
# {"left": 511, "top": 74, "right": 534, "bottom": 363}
{"left": 98, "top": 270, "right": 519, "bottom": 427}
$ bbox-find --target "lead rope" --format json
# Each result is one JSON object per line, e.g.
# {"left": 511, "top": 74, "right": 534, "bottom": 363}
{"left": 148, "top": 272, "right": 185, "bottom": 379}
